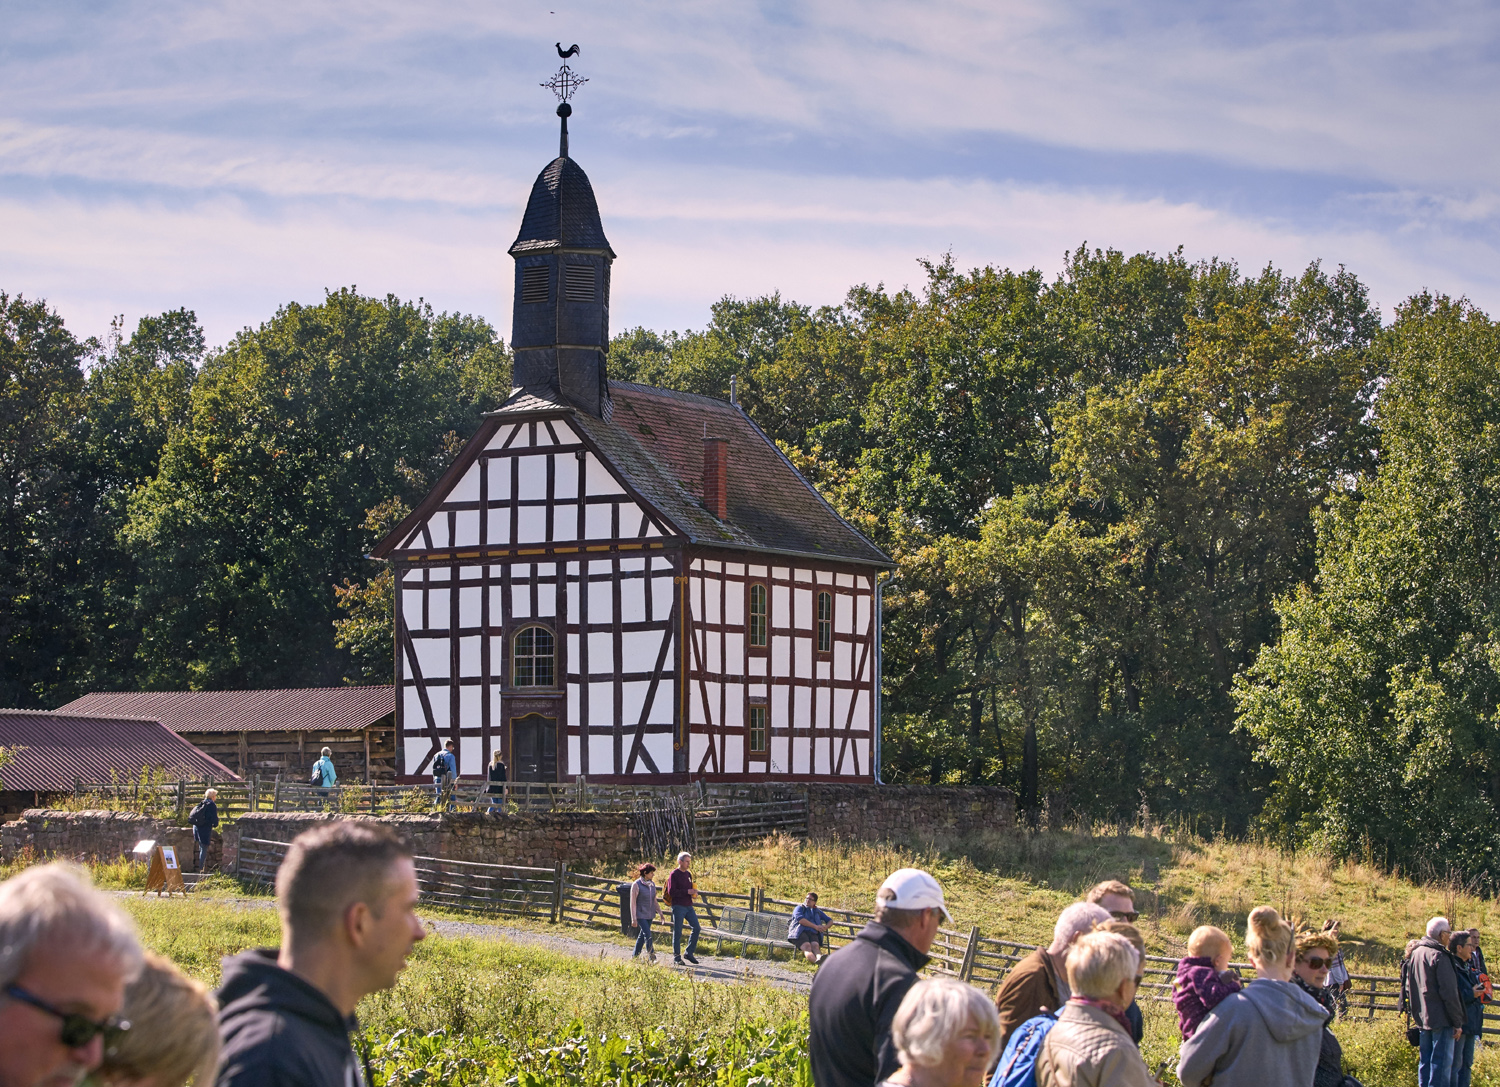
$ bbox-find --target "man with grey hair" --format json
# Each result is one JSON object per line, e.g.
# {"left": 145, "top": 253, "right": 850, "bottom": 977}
{"left": 0, "top": 862, "right": 143, "bottom": 1087}
{"left": 189, "top": 788, "right": 219, "bottom": 873}
{"left": 809, "top": 867, "right": 952, "bottom": 1087}
{"left": 994, "top": 900, "right": 1112, "bottom": 1046}
{"left": 1405, "top": 915, "right": 1462, "bottom": 1087}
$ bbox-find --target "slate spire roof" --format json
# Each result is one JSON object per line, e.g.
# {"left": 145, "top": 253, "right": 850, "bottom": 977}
{"left": 509, "top": 156, "right": 615, "bottom": 257}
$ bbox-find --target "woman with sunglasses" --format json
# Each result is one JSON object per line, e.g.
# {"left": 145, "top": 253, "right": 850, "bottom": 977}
{"left": 1291, "top": 929, "right": 1344, "bottom": 1087}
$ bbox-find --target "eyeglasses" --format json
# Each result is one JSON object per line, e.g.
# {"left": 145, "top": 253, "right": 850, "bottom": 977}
{"left": 1111, "top": 911, "right": 1139, "bottom": 923}
{"left": 4, "top": 985, "right": 129, "bottom": 1049}
{"left": 1302, "top": 956, "right": 1333, "bottom": 970}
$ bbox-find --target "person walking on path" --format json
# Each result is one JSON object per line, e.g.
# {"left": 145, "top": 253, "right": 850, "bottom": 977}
{"left": 485, "top": 750, "right": 508, "bottom": 813}
{"left": 629, "top": 864, "right": 661, "bottom": 964}
{"left": 1178, "top": 906, "right": 1327, "bottom": 1087}
{"left": 310, "top": 748, "right": 336, "bottom": 791}
{"left": 1036, "top": 929, "right": 1155, "bottom": 1087}
{"left": 1291, "top": 929, "right": 1345, "bottom": 1087}
{"left": 791, "top": 892, "right": 834, "bottom": 964}
{"left": 994, "top": 901, "right": 1112, "bottom": 1047}
{"left": 875, "top": 977, "right": 1001, "bottom": 1087}
{"left": 1404, "top": 916, "right": 1463, "bottom": 1087}
{"left": 808, "top": 867, "right": 951, "bottom": 1087}
{"left": 1449, "top": 931, "right": 1484, "bottom": 1087}
{"left": 215, "top": 821, "right": 425, "bottom": 1087}
{"left": 666, "top": 852, "right": 701, "bottom": 965}
{"left": 0, "top": 862, "right": 144, "bottom": 1087}
{"left": 432, "top": 741, "right": 457, "bottom": 810}
{"left": 189, "top": 788, "right": 220, "bottom": 873}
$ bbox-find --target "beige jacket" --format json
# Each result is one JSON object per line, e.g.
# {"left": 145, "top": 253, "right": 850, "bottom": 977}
{"left": 1036, "top": 1001, "right": 1155, "bottom": 1087}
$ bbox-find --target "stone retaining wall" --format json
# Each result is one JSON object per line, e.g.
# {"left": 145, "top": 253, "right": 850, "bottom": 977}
{"left": 803, "top": 783, "right": 1014, "bottom": 842}
{"left": 224, "top": 810, "right": 634, "bottom": 871}
{"left": 1, "top": 810, "right": 197, "bottom": 866}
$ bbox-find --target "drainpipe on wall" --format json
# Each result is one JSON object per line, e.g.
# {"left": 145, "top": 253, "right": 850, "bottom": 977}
{"left": 874, "top": 570, "right": 887, "bottom": 784}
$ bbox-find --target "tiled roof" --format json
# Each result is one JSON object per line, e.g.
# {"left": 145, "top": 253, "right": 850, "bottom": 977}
{"left": 0, "top": 710, "right": 238, "bottom": 791}
{"left": 57, "top": 687, "right": 395, "bottom": 735}
{"left": 509, "top": 156, "right": 614, "bottom": 256}
{"left": 490, "top": 381, "right": 891, "bottom": 567}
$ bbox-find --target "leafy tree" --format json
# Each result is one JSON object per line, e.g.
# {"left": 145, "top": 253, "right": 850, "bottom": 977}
{"left": 1238, "top": 295, "right": 1500, "bottom": 871}
{"left": 0, "top": 293, "right": 92, "bottom": 706}
{"left": 123, "top": 290, "right": 509, "bottom": 689}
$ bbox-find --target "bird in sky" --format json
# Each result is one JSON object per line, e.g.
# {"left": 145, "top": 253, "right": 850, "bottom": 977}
{"left": 556, "top": 43, "right": 580, "bottom": 58}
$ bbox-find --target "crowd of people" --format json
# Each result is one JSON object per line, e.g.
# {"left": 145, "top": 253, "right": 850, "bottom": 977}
{"left": 0, "top": 835, "right": 1481, "bottom": 1087}
{"left": 807, "top": 871, "right": 1456, "bottom": 1087}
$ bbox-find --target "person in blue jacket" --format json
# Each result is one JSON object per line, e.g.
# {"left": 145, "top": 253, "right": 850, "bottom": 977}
{"left": 790, "top": 891, "right": 833, "bottom": 963}
{"left": 311, "top": 748, "right": 337, "bottom": 792}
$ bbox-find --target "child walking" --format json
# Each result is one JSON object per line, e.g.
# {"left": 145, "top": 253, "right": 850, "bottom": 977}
{"left": 630, "top": 863, "right": 661, "bottom": 963}
{"left": 1174, "top": 924, "right": 1244, "bottom": 1038}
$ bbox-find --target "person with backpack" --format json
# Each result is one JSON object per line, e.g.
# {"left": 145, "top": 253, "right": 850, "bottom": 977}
{"left": 310, "top": 748, "right": 336, "bottom": 794}
{"left": 995, "top": 902, "right": 1112, "bottom": 1047}
{"left": 188, "top": 788, "right": 219, "bottom": 872}
{"left": 1031, "top": 930, "right": 1154, "bottom": 1087}
{"left": 432, "top": 741, "right": 457, "bottom": 810}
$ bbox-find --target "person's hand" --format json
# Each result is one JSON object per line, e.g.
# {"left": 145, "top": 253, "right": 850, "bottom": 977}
{"left": 1455, "top": 1028, "right": 1463, "bottom": 1040}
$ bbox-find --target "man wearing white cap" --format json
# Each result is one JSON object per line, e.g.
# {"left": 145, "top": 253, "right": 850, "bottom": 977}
{"left": 809, "top": 867, "right": 950, "bottom": 1087}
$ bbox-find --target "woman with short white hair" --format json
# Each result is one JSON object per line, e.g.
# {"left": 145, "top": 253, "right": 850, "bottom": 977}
{"left": 1035, "top": 930, "right": 1154, "bottom": 1087}
{"left": 876, "top": 977, "right": 1000, "bottom": 1087}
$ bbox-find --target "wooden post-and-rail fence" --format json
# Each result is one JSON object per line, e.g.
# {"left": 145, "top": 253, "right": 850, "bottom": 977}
{"left": 231, "top": 837, "right": 1467, "bottom": 1030}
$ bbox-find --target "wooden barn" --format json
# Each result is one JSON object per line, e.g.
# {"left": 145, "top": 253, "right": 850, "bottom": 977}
{"left": 58, "top": 687, "right": 396, "bottom": 784}
{"left": 371, "top": 115, "right": 893, "bottom": 785}
{"left": 0, "top": 709, "right": 238, "bottom": 814}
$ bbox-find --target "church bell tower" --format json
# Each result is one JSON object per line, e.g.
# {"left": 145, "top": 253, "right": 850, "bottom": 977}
{"left": 509, "top": 57, "right": 614, "bottom": 419}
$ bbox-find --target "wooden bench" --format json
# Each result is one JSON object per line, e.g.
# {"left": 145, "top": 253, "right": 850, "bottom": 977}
{"left": 703, "top": 906, "right": 797, "bottom": 960}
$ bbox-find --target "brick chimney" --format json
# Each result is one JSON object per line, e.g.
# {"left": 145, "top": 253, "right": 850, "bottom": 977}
{"left": 703, "top": 437, "right": 728, "bottom": 520}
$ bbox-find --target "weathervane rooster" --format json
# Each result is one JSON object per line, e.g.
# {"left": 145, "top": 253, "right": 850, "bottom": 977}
{"left": 542, "top": 45, "right": 588, "bottom": 157}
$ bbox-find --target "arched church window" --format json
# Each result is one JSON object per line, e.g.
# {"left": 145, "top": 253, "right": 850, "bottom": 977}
{"left": 513, "top": 626, "right": 555, "bottom": 687}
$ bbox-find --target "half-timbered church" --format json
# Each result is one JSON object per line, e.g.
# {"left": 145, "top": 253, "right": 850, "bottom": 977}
{"left": 373, "top": 95, "right": 892, "bottom": 784}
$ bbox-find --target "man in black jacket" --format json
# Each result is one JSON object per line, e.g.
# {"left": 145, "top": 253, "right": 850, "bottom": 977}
{"left": 808, "top": 868, "right": 950, "bottom": 1087}
{"left": 215, "top": 821, "right": 426, "bottom": 1087}
{"left": 189, "top": 788, "right": 219, "bottom": 872}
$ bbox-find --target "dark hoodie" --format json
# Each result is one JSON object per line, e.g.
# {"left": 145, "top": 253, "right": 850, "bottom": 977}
{"left": 215, "top": 948, "right": 368, "bottom": 1087}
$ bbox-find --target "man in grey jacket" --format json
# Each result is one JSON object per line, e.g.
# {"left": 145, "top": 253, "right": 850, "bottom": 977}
{"left": 1405, "top": 916, "right": 1463, "bottom": 1087}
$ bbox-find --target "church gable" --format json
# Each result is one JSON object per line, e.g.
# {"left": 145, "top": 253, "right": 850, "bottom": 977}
{"left": 373, "top": 411, "right": 676, "bottom": 560}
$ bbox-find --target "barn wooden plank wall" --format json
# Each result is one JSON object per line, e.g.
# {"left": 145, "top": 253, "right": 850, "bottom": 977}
{"left": 173, "top": 725, "right": 396, "bottom": 785}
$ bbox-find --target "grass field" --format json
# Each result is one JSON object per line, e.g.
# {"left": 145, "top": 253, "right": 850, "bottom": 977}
{"left": 11, "top": 817, "right": 1500, "bottom": 1085}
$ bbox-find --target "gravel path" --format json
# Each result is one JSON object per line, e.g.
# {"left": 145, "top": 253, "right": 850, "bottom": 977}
{"left": 426, "top": 917, "right": 814, "bottom": 992}
{"left": 129, "top": 891, "right": 814, "bottom": 994}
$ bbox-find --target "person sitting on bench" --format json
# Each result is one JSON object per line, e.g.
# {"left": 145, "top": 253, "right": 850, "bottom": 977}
{"left": 790, "top": 891, "right": 833, "bottom": 963}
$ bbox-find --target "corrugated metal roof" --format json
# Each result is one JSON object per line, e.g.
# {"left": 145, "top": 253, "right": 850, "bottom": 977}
{"left": 56, "top": 687, "right": 395, "bottom": 735}
{"left": 0, "top": 710, "right": 239, "bottom": 791}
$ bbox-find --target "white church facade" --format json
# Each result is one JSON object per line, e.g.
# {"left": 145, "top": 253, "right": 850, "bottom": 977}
{"left": 373, "top": 116, "right": 892, "bottom": 784}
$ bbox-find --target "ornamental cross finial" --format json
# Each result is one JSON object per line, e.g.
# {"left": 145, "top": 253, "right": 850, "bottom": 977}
{"left": 543, "top": 46, "right": 587, "bottom": 158}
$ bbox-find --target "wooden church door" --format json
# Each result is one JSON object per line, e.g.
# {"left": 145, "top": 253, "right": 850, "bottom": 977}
{"left": 512, "top": 712, "right": 557, "bottom": 782}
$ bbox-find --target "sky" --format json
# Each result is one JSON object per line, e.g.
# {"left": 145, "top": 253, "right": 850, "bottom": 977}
{"left": 2, "top": 1, "right": 1499, "bottom": 350}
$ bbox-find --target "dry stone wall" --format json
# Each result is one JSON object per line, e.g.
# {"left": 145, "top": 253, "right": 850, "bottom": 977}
{"left": 224, "top": 810, "right": 636, "bottom": 871}
{"left": 2, "top": 810, "right": 196, "bottom": 866}
{"left": 803, "top": 783, "right": 1015, "bottom": 842}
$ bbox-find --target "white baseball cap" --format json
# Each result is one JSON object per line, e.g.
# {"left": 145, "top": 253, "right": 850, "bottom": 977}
{"left": 877, "top": 868, "right": 952, "bottom": 923}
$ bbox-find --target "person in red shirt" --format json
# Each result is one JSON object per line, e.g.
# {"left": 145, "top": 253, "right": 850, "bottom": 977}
{"left": 666, "top": 851, "right": 701, "bottom": 965}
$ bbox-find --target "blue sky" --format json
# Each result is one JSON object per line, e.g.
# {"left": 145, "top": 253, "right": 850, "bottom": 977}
{"left": 3, "top": 1, "right": 1498, "bottom": 349}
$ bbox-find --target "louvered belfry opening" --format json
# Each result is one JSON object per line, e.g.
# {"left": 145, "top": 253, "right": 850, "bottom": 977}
{"left": 564, "top": 263, "right": 595, "bottom": 302}
{"left": 521, "top": 265, "right": 549, "bottom": 304}
{"left": 703, "top": 436, "right": 729, "bottom": 520}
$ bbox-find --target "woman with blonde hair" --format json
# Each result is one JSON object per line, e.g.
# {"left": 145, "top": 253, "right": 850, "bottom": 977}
{"left": 1178, "top": 906, "right": 1327, "bottom": 1087}
{"left": 1035, "top": 930, "right": 1154, "bottom": 1087}
{"left": 877, "top": 977, "right": 1000, "bottom": 1087}
{"left": 95, "top": 952, "right": 219, "bottom": 1086}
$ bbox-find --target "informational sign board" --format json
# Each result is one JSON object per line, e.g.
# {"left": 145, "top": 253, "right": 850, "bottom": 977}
{"left": 133, "top": 838, "right": 186, "bottom": 897}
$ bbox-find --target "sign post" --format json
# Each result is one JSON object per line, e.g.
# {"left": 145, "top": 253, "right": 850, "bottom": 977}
{"left": 132, "top": 839, "right": 186, "bottom": 897}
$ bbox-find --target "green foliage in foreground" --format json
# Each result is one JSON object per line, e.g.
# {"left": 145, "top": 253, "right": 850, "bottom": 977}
{"left": 369, "top": 1022, "right": 810, "bottom": 1087}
